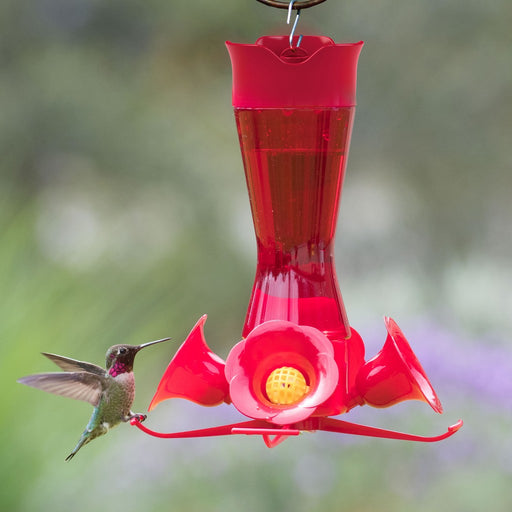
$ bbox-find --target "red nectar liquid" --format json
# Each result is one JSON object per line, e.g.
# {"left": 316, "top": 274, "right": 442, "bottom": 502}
{"left": 235, "top": 108, "right": 354, "bottom": 340}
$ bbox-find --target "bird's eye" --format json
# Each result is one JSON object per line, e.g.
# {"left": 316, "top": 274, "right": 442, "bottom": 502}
{"left": 119, "top": 347, "right": 127, "bottom": 355}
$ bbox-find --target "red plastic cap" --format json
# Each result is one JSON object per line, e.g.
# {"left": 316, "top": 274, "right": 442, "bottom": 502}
{"left": 226, "top": 36, "right": 363, "bottom": 108}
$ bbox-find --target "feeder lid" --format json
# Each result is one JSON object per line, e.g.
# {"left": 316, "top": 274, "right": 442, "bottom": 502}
{"left": 226, "top": 35, "right": 363, "bottom": 108}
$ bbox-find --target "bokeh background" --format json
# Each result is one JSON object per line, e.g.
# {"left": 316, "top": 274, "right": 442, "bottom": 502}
{"left": 1, "top": 1, "right": 511, "bottom": 510}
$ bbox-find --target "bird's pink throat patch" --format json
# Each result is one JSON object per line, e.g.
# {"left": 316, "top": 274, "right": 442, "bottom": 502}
{"left": 109, "top": 362, "right": 127, "bottom": 377}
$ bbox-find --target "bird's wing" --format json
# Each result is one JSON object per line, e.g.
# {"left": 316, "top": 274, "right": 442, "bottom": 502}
{"left": 41, "top": 353, "right": 105, "bottom": 376}
{"left": 17, "top": 372, "right": 106, "bottom": 406}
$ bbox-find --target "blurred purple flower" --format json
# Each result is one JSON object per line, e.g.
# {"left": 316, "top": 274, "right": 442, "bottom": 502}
{"left": 404, "top": 321, "right": 512, "bottom": 414}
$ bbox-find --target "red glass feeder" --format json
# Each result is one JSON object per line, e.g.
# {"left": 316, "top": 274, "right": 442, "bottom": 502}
{"left": 132, "top": 25, "right": 462, "bottom": 446}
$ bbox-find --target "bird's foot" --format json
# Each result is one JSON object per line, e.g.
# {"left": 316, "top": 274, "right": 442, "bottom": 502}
{"left": 130, "top": 413, "right": 147, "bottom": 423}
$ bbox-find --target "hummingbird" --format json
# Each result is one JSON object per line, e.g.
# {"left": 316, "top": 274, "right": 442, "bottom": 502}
{"left": 17, "top": 337, "right": 170, "bottom": 461}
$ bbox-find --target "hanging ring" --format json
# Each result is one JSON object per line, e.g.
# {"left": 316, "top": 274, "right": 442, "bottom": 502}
{"left": 256, "top": 0, "right": 327, "bottom": 9}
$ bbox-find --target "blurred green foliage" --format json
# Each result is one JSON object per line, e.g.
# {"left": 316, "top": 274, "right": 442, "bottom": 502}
{"left": 1, "top": 1, "right": 511, "bottom": 511}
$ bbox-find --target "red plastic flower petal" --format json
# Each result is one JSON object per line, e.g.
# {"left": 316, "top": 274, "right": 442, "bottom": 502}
{"left": 225, "top": 320, "right": 339, "bottom": 424}
{"left": 149, "top": 315, "right": 230, "bottom": 411}
{"left": 354, "top": 317, "right": 443, "bottom": 413}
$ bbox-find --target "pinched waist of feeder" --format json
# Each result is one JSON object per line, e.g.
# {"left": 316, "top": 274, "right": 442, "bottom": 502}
{"left": 255, "top": 240, "right": 337, "bottom": 270}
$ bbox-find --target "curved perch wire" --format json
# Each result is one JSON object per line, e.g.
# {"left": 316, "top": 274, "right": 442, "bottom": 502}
{"left": 131, "top": 416, "right": 463, "bottom": 444}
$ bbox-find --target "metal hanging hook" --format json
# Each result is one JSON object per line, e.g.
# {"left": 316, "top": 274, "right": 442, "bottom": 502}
{"left": 287, "top": 0, "right": 303, "bottom": 48}
{"left": 257, "top": 0, "right": 328, "bottom": 49}
{"left": 257, "top": 0, "right": 327, "bottom": 9}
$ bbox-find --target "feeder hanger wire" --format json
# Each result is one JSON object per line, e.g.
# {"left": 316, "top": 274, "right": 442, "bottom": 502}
{"left": 257, "top": 0, "right": 328, "bottom": 48}
{"left": 287, "top": 1, "right": 303, "bottom": 48}
{"left": 256, "top": 0, "right": 327, "bottom": 9}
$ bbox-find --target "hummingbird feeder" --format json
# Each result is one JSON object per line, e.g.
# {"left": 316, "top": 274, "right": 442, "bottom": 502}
{"left": 131, "top": 0, "right": 462, "bottom": 447}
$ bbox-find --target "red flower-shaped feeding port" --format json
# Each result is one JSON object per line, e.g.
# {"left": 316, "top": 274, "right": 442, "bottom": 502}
{"left": 225, "top": 320, "right": 339, "bottom": 425}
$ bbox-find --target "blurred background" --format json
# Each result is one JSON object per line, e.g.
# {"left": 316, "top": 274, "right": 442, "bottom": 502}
{"left": 1, "top": 0, "right": 511, "bottom": 510}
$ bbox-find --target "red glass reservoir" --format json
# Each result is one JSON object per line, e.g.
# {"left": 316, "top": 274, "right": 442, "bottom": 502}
{"left": 236, "top": 107, "right": 354, "bottom": 339}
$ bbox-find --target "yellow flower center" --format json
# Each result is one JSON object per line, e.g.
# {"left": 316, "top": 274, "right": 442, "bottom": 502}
{"left": 265, "top": 366, "right": 309, "bottom": 405}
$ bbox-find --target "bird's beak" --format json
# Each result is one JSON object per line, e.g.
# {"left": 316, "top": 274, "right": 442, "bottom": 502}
{"left": 136, "top": 337, "right": 171, "bottom": 351}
